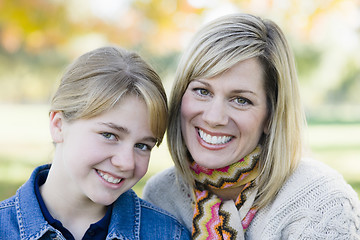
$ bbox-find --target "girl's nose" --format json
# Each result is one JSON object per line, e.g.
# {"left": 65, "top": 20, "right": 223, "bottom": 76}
{"left": 202, "top": 98, "right": 228, "bottom": 127}
{"left": 111, "top": 147, "right": 135, "bottom": 172}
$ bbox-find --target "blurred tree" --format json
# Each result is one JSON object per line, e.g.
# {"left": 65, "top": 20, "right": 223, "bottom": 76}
{"left": 0, "top": 0, "right": 204, "bottom": 102}
{"left": 0, "top": 0, "right": 359, "bottom": 124}
{"left": 131, "top": 0, "right": 204, "bottom": 53}
{"left": 0, "top": 0, "right": 70, "bottom": 53}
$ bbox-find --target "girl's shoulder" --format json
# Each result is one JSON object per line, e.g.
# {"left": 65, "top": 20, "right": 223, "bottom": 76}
{"left": 0, "top": 195, "right": 16, "bottom": 219}
{"left": 0, "top": 195, "right": 20, "bottom": 238}
{"left": 0, "top": 195, "right": 16, "bottom": 208}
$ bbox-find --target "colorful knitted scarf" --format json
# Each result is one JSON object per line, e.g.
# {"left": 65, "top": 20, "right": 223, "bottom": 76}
{"left": 190, "top": 146, "right": 261, "bottom": 240}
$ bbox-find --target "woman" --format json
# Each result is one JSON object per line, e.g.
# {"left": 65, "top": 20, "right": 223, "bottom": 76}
{"left": 0, "top": 46, "right": 190, "bottom": 239}
{"left": 143, "top": 13, "right": 360, "bottom": 239}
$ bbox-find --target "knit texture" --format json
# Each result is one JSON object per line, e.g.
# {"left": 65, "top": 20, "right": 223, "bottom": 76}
{"left": 143, "top": 159, "right": 360, "bottom": 239}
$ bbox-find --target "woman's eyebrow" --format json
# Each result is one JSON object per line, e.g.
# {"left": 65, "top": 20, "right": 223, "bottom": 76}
{"left": 192, "top": 79, "right": 210, "bottom": 87}
{"left": 231, "top": 89, "right": 256, "bottom": 95}
{"left": 193, "top": 79, "right": 256, "bottom": 95}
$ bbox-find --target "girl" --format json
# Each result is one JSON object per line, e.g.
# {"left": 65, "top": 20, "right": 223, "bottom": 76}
{"left": 0, "top": 46, "right": 190, "bottom": 240}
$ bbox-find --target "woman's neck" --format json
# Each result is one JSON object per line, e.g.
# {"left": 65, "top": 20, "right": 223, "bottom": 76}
{"left": 210, "top": 185, "right": 245, "bottom": 201}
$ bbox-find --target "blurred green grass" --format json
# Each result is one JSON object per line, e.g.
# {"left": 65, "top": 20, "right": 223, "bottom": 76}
{"left": 0, "top": 104, "right": 359, "bottom": 201}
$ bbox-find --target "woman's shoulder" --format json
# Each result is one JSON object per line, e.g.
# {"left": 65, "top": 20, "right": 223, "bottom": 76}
{"left": 295, "top": 157, "right": 345, "bottom": 177}
{"left": 249, "top": 158, "right": 360, "bottom": 239}
{"left": 278, "top": 158, "right": 359, "bottom": 204}
{"left": 143, "top": 166, "right": 191, "bottom": 204}
{"left": 143, "top": 167, "right": 194, "bottom": 231}
{"left": 286, "top": 158, "right": 356, "bottom": 193}
{"left": 145, "top": 166, "right": 178, "bottom": 187}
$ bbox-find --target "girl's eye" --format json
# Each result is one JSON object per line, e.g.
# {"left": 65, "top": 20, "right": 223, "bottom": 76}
{"left": 134, "top": 143, "right": 152, "bottom": 151}
{"left": 194, "top": 88, "right": 210, "bottom": 96}
{"left": 101, "top": 132, "right": 117, "bottom": 141}
{"left": 234, "top": 97, "right": 252, "bottom": 106}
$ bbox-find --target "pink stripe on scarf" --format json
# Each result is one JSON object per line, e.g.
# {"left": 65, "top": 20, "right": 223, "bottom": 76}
{"left": 241, "top": 208, "right": 257, "bottom": 230}
{"left": 206, "top": 202, "right": 221, "bottom": 240}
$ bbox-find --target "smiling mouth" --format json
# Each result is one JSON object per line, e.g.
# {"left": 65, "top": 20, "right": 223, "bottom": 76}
{"left": 96, "top": 170, "right": 122, "bottom": 184}
{"left": 198, "top": 128, "right": 233, "bottom": 145}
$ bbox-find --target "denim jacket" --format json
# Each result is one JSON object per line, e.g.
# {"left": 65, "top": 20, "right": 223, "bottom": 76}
{"left": 0, "top": 165, "right": 190, "bottom": 240}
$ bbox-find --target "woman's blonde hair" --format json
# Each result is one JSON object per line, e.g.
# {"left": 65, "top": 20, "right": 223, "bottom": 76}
{"left": 51, "top": 46, "right": 168, "bottom": 146}
{"left": 167, "top": 13, "right": 306, "bottom": 208}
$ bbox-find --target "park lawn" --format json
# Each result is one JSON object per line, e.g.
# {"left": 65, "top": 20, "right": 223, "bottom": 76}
{"left": 1, "top": 123, "right": 359, "bottom": 201}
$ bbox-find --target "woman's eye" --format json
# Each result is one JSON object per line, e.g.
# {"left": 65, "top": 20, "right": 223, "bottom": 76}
{"left": 135, "top": 143, "right": 152, "bottom": 151}
{"left": 101, "top": 132, "right": 117, "bottom": 140}
{"left": 234, "top": 97, "right": 251, "bottom": 106}
{"left": 194, "top": 88, "right": 210, "bottom": 96}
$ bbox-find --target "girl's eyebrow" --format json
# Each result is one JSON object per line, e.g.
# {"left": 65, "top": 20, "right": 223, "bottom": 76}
{"left": 99, "top": 122, "right": 128, "bottom": 134}
{"left": 99, "top": 122, "right": 157, "bottom": 143}
{"left": 142, "top": 137, "right": 157, "bottom": 144}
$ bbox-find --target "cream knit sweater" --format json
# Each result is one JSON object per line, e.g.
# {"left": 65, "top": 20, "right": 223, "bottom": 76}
{"left": 143, "top": 159, "right": 360, "bottom": 239}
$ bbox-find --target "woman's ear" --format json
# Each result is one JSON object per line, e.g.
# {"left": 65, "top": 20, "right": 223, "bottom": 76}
{"left": 49, "top": 111, "right": 64, "bottom": 143}
{"left": 263, "top": 117, "right": 270, "bottom": 135}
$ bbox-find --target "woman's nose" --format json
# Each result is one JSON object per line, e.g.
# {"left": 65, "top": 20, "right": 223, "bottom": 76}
{"left": 202, "top": 98, "right": 228, "bottom": 127}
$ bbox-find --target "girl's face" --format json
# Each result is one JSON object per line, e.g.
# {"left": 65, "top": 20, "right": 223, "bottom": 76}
{"left": 50, "top": 95, "right": 156, "bottom": 206}
{"left": 180, "top": 58, "right": 268, "bottom": 169}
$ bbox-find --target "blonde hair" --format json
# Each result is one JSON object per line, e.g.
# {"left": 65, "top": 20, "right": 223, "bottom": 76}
{"left": 51, "top": 46, "right": 168, "bottom": 146}
{"left": 167, "top": 13, "right": 306, "bottom": 208}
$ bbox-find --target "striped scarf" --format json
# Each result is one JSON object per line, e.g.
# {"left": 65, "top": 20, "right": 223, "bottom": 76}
{"left": 190, "top": 146, "right": 261, "bottom": 240}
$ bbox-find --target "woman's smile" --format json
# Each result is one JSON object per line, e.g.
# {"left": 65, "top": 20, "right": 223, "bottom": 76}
{"left": 180, "top": 58, "right": 268, "bottom": 169}
{"left": 197, "top": 128, "right": 233, "bottom": 145}
{"left": 196, "top": 127, "right": 234, "bottom": 151}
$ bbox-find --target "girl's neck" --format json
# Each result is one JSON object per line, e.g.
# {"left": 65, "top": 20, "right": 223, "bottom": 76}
{"left": 40, "top": 167, "right": 107, "bottom": 239}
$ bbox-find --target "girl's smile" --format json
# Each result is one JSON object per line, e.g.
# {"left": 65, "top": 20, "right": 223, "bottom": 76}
{"left": 49, "top": 95, "right": 156, "bottom": 206}
{"left": 96, "top": 169, "right": 123, "bottom": 184}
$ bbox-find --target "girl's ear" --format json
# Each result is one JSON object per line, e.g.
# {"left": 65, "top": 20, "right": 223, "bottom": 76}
{"left": 49, "top": 111, "right": 64, "bottom": 143}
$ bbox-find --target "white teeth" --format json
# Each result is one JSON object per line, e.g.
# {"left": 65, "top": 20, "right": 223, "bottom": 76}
{"left": 198, "top": 129, "right": 232, "bottom": 145}
{"left": 97, "top": 170, "right": 122, "bottom": 184}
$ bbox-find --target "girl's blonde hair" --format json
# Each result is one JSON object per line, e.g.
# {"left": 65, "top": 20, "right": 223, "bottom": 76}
{"left": 167, "top": 13, "right": 306, "bottom": 208}
{"left": 51, "top": 46, "right": 168, "bottom": 146}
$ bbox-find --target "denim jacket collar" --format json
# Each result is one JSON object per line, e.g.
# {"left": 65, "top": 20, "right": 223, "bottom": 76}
{"left": 15, "top": 164, "right": 59, "bottom": 239}
{"left": 15, "top": 164, "right": 142, "bottom": 240}
{"left": 107, "top": 190, "right": 140, "bottom": 240}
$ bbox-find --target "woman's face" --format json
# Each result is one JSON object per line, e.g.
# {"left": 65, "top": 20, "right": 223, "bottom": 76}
{"left": 180, "top": 57, "right": 268, "bottom": 169}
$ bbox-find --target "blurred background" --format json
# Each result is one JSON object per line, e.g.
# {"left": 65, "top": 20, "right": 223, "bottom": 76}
{"left": 0, "top": 0, "right": 359, "bottom": 200}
